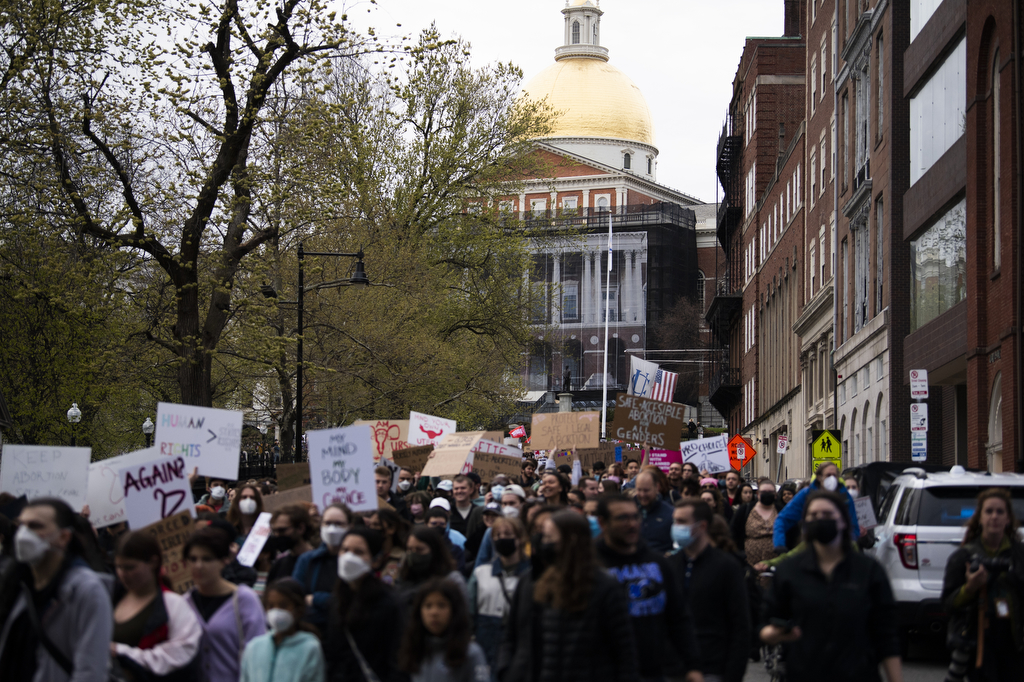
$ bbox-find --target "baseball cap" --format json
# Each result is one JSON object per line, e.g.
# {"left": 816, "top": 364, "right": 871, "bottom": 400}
{"left": 429, "top": 497, "right": 451, "bottom": 511}
{"left": 503, "top": 484, "right": 526, "bottom": 500}
{"left": 436, "top": 480, "right": 454, "bottom": 492}
{"left": 483, "top": 501, "right": 501, "bottom": 515}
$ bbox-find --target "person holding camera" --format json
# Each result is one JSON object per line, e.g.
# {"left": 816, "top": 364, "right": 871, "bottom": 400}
{"left": 941, "top": 488, "right": 1024, "bottom": 681}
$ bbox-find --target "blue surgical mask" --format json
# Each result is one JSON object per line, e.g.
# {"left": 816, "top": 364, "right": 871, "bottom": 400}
{"left": 587, "top": 514, "right": 601, "bottom": 538}
{"left": 671, "top": 524, "right": 694, "bottom": 549}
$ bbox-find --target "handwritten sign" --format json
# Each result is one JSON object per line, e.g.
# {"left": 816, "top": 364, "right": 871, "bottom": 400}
{"left": 119, "top": 456, "right": 196, "bottom": 529}
{"left": 87, "top": 447, "right": 158, "bottom": 528}
{"left": 353, "top": 419, "right": 410, "bottom": 463}
{"left": 609, "top": 394, "right": 685, "bottom": 447}
{"left": 409, "top": 411, "right": 457, "bottom": 446}
{"left": 470, "top": 452, "right": 523, "bottom": 482}
{"left": 275, "top": 462, "right": 310, "bottom": 491}
{"left": 139, "top": 511, "right": 194, "bottom": 594}
{"left": 155, "top": 402, "right": 243, "bottom": 480}
{"left": 392, "top": 445, "right": 434, "bottom": 473}
{"left": 236, "top": 512, "right": 272, "bottom": 567}
{"left": 855, "top": 496, "right": 879, "bottom": 531}
{"left": 421, "top": 432, "right": 482, "bottom": 478}
{"left": 680, "top": 434, "right": 730, "bottom": 474}
{"left": 649, "top": 449, "right": 682, "bottom": 473}
{"left": 530, "top": 412, "right": 600, "bottom": 451}
{"left": 262, "top": 485, "right": 313, "bottom": 513}
{"left": 307, "top": 424, "right": 377, "bottom": 513}
{"left": 573, "top": 444, "right": 620, "bottom": 470}
{"left": 0, "top": 445, "right": 91, "bottom": 510}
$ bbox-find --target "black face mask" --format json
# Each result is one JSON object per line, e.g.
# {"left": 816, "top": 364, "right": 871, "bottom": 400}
{"left": 406, "top": 551, "right": 433, "bottom": 577}
{"left": 759, "top": 491, "right": 777, "bottom": 507}
{"left": 494, "top": 538, "right": 517, "bottom": 558}
{"left": 264, "top": 534, "right": 296, "bottom": 556}
{"left": 804, "top": 518, "right": 840, "bottom": 544}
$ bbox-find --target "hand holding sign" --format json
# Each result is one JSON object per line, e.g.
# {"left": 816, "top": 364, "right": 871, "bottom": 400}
{"left": 119, "top": 456, "right": 196, "bottom": 529}
{"left": 307, "top": 424, "right": 377, "bottom": 513}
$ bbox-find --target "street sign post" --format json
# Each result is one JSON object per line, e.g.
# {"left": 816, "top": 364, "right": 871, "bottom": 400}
{"left": 810, "top": 429, "right": 843, "bottom": 473}
{"left": 910, "top": 369, "right": 929, "bottom": 400}
{"left": 910, "top": 403, "right": 928, "bottom": 432}
{"left": 777, "top": 435, "right": 788, "bottom": 455}
{"left": 911, "top": 435, "right": 928, "bottom": 462}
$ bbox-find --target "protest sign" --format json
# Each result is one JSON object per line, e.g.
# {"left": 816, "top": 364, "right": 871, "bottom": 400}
{"left": 609, "top": 393, "right": 685, "bottom": 448}
{"left": 307, "top": 424, "right": 377, "bottom": 513}
{"left": 0, "top": 445, "right": 91, "bottom": 511}
{"left": 119, "top": 456, "right": 196, "bottom": 529}
{"left": 87, "top": 448, "right": 158, "bottom": 528}
{"left": 573, "top": 443, "right": 620, "bottom": 470}
{"left": 470, "top": 451, "right": 523, "bottom": 482}
{"left": 392, "top": 445, "right": 434, "bottom": 473}
{"left": 855, "top": 496, "right": 879, "bottom": 531}
{"left": 353, "top": 420, "right": 410, "bottom": 462}
{"left": 262, "top": 485, "right": 313, "bottom": 512}
{"left": 139, "top": 511, "right": 194, "bottom": 594}
{"left": 409, "top": 412, "right": 457, "bottom": 446}
{"left": 649, "top": 449, "right": 682, "bottom": 473}
{"left": 236, "top": 512, "right": 272, "bottom": 567}
{"left": 275, "top": 462, "right": 310, "bottom": 491}
{"left": 680, "top": 434, "right": 730, "bottom": 474}
{"left": 530, "top": 412, "right": 600, "bottom": 451}
{"left": 421, "top": 432, "right": 483, "bottom": 478}
{"left": 155, "top": 402, "right": 243, "bottom": 480}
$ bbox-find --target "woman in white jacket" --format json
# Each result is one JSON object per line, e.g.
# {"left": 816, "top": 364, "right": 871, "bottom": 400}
{"left": 111, "top": 531, "right": 202, "bottom": 681}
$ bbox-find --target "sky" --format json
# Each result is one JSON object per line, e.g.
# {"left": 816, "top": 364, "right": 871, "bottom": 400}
{"left": 346, "top": 0, "right": 786, "bottom": 204}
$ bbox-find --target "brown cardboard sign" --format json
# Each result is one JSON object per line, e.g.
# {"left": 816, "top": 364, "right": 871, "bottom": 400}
{"left": 471, "top": 452, "right": 522, "bottom": 482}
{"left": 275, "top": 462, "right": 310, "bottom": 491}
{"left": 262, "top": 485, "right": 313, "bottom": 513}
{"left": 530, "top": 412, "right": 600, "bottom": 451}
{"left": 609, "top": 393, "right": 685, "bottom": 448}
{"left": 353, "top": 419, "right": 410, "bottom": 462}
{"left": 420, "top": 432, "right": 483, "bottom": 478}
{"left": 574, "top": 444, "right": 619, "bottom": 470}
{"left": 392, "top": 445, "right": 434, "bottom": 473}
{"left": 139, "top": 511, "right": 194, "bottom": 594}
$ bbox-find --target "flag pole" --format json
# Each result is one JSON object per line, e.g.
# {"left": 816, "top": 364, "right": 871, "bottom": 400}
{"left": 601, "top": 210, "right": 613, "bottom": 439}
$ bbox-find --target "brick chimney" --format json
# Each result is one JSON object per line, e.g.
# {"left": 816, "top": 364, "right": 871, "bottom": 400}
{"left": 784, "top": 0, "right": 805, "bottom": 37}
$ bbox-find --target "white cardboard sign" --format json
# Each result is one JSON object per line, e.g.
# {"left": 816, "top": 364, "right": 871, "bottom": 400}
{"left": 910, "top": 369, "right": 929, "bottom": 400}
{"left": 119, "top": 455, "right": 197, "bottom": 529}
{"left": 307, "top": 424, "right": 377, "bottom": 513}
{"left": 855, "top": 495, "right": 879, "bottom": 530}
{"left": 910, "top": 403, "right": 928, "bottom": 432}
{"left": 409, "top": 411, "right": 457, "bottom": 446}
{"left": 0, "top": 445, "right": 91, "bottom": 510}
{"left": 680, "top": 434, "right": 730, "bottom": 474}
{"left": 236, "top": 512, "right": 273, "bottom": 567}
{"left": 87, "top": 447, "right": 159, "bottom": 528}
{"left": 155, "top": 402, "right": 243, "bottom": 480}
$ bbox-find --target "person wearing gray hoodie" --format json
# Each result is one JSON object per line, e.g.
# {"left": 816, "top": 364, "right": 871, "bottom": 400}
{"left": 0, "top": 497, "right": 113, "bottom": 682}
{"left": 400, "top": 578, "right": 489, "bottom": 682}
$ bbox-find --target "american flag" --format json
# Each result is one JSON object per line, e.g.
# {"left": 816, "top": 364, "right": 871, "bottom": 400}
{"left": 650, "top": 368, "right": 678, "bottom": 402}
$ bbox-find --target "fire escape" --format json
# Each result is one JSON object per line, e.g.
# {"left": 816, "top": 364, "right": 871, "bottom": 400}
{"left": 706, "top": 114, "right": 744, "bottom": 416}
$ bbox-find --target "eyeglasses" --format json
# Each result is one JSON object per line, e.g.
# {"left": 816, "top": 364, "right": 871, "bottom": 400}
{"left": 611, "top": 513, "right": 641, "bottom": 523}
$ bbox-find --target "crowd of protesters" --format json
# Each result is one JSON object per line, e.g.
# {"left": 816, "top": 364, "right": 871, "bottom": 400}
{"left": 2, "top": 449, "right": 1022, "bottom": 682}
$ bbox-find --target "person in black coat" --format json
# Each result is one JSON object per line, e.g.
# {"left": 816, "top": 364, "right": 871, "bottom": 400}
{"left": 496, "top": 511, "right": 637, "bottom": 682}
{"left": 760, "top": 490, "right": 901, "bottom": 682}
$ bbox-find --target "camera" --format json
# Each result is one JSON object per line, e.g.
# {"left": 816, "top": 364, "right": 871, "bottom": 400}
{"left": 944, "top": 646, "right": 972, "bottom": 682}
{"left": 968, "top": 554, "right": 1013, "bottom": 575}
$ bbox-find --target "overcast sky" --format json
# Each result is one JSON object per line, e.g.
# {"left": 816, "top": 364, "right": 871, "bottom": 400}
{"left": 347, "top": 0, "right": 785, "bottom": 203}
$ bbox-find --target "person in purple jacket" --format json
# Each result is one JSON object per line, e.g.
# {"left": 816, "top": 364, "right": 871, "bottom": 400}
{"left": 183, "top": 527, "right": 266, "bottom": 682}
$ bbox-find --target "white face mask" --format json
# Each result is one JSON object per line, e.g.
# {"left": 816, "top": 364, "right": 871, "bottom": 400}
{"left": 847, "top": 488, "right": 859, "bottom": 499}
{"left": 321, "top": 525, "right": 347, "bottom": 548}
{"left": 822, "top": 475, "right": 838, "bottom": 492}
{"left": 502, "top": 505, "right": 520, "bottom": 519}
{"left": 210, "top": 486, "right": 226, "bottom": 500}
{"left": 266, "top": 608, "right": 295, "bottom": 634}
{"left": 338, "top": 551, "right": 372, "bottom": 583}
{"left": 398, "top": 480, "right": 412, "bottom": 491}
{"left": 239, "top": 498, "right": 257, "bottom": 515}
{"left": 15, "top": 525, "right": 53, "bottom": 566}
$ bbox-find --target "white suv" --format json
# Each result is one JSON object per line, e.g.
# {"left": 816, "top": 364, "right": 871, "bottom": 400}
{"left": 867, "top": 467, "right": 1024, "bottom": 637}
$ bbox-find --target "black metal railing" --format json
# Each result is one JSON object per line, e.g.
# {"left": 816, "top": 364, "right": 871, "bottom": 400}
{"left": 510, "top": 203, "right": 696, "bottom": 231}
{"left": 709, "top": 366, "right": 741, "bottom": 398}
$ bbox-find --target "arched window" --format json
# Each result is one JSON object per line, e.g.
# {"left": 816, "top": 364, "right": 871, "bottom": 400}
{"left": 596, "top": 196, "right": 610, "bottom": 212}
{"left": 647, "top": 157, "right": 653, "bottom": 174}
{"left": 988, "top": 372, "right": 1003, "bottom": 471}
{"left": 993, "top": 50, "right": 1001, "bottom": 269}
{"left": 572, "top": 21, "right": 580, "bottom": 44}
{"left": 623, "top": 153, "right": 631, "bottom": 170}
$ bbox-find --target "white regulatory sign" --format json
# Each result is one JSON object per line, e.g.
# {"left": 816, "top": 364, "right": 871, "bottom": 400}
{"left": 910, "top": 403, "right": 928, "bottom": 432}
{"left": 910, "top": 369, "right": 929, "bottom": 399}
{"left": 911, "top": 437, "right": 928, "bottom": 462}
{"left": 777, "top": 435, "right": 788, "bottom": 454}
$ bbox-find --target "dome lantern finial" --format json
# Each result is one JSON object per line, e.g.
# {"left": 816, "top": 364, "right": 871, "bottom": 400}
{"left": 558, "top": 0, "right": 608, "bottom": 62}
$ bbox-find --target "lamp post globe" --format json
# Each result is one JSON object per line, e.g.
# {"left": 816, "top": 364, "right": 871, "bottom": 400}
{"left": 67, "top": 403, "right": 82, "bottom": 446}
{"left": 142, "top": 417, "right": 155, "bottom": 448}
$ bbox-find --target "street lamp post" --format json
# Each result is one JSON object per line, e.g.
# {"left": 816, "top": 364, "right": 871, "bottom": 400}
{"left": 67, "top": 403, "right": 82, "bottom": 446}
{"left": 142, "top": 417, "right": 155, "bottom": 448}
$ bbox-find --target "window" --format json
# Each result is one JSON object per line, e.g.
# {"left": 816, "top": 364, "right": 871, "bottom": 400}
{"left": 877, "top": 34, "right": 885, "bottom": 140}
{"left": 810, "top": 155, "right": 817, "bottom": 207}
{"left": 842, "top": 93, "right": 849, "bottom": 187}
{"left": 820, "top": 137, "right": 827, "bottom": 194}
{"left": 855, "top": 63, "right": 870, "bottom": 179}
{"left": 623, "top": 153, "right": 631, "bottom": 170}
{"left": 993, "top": 52, "right": 1002, "bottom": 269}
{"left": 830, "top": 120, "right": 837, "bottom": 180}
{"left": 601, "top": 288, "right": 618, "bottom": 322}
{"left": 697, "top": 271, "right": 706, "bottom": 312}
{"left": 745, "top": 90, "right": 757, "bottom": 145}
{"left": 820, "top": 226, "right": 827, "bottom": 282}
{"left": 910, "top": 197, "right": 966, "bottom": 331}
{"left": 794, "top": 164, "right": 801, "bottom": 206}
{"left": 875, "top": 197, "right": 884, "bottom": 314}
{"left": 745, "top": 163, "right": 757, "bottom": 215}
{"left": 647, "top": 157, "right": 653, "bottom": 175}
{"left": 821, "top": 39, "right": 828, "bottom": 97}
{"left": 531, "top": 199, "right": 546, "bottom": 217}
{"left": 832, "top": 21, "right": 839, "bottom": 74}
{"left": 854, "top": 216, "right": 869, "bottom": 331}
{"left": 989, "top": 372, "right": 1003, "bottom": 469}
{"left": 562, "top": 282, "right": 579, "bottom": 321}
{"left": 596, "top": 195, "right": 610, "bottom": 212}
{"left": 841, "top": 238, "right": 849, "bottom": 342}
{"left": 562, "top": 197, "right": 578, "bottom": 216}
{"left": 810, "top": 245, "right": 817, "bottom": 293}
{"left": 811, "top": 61, "right": 818, "bottom": 115}
{"left": 499, "top": 200, "right": 514, "bottom": 214}
{"left": 910, "top": 37, "right": 966, "bottom": 185}
{"left": 572, "top": 21, "right": 580, "bottom": 44}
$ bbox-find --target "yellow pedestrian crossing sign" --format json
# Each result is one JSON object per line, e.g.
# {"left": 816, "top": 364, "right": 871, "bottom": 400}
{"left": 811, "top": 429, "right": 843, "bottom": 472}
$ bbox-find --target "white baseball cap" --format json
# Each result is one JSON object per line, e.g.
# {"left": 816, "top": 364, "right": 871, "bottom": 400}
{"left": 429, "top": 497, "right": 451, "bottom": 511}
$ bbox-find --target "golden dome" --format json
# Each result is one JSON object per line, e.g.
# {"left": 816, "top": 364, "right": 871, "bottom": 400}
{"left": 522, "top": 58, "right": 655, "bottom": 147}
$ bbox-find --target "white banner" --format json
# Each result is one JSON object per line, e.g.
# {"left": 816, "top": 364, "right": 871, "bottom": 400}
{"left": 119, "top": 455, "right": 196, "bottom": 529}
{"left": 628, "top": 356, "right": 660, "bottom": 398}
{"left": 87, "top": 447, "right": 158, "bottom": 528}
{"left": 0, "top": 445, "right": 91, "bottom": 511}
{"left": 155, "top": 402, "right": 243, "bottom": 480}
{"left": 680, "top": 434, "right": 730, "bottom": 474}
{"left": 409, "top": 411, "right": 457, "bottom": 446}
{"left": 307, "top": 424, "right": 377, "bottom": 513}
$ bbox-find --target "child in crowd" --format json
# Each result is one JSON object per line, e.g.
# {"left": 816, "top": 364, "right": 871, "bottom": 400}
{"left": 240, "top": 578, "right": 324, "bottom": 682}
{"left": 400, "top": 578, "right": 489, "bottom": 682}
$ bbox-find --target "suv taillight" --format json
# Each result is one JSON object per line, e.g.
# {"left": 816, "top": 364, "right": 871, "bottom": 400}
{"left": 894, "top": 533, "right": 918, "bottom": 569}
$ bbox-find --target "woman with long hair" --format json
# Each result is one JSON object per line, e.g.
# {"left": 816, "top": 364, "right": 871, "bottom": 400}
{"left": 496, "top": 511, "right": 638, "bottom": 682}
{"left": 700, "top": 486, "right": 733, "bottom": 523}
{"left": 399, "top": 578, "right": 489, "bottom": 682}
{"left": 538, "top": 472, "right": 570, "bottom": 506}
{"left": 761, "top": 491, "right": 901, "bottom": 682}
{"left": 397, "top": 526, "right": 467, "bottom": 606}
{"left": 111, "top": 532, "right": 202, "bottom": 680}
{"left": 365, "top": 508, "right": 409, "bottom": 586}
{"left": 731, "top": 477, "right": 779, "bottom": 567}
{"left": 407, "top": 492, "right": 432, "bottom": 526}
{"left": 227, "top": 485, "right": 265, "bottom": 541}
{"left": 942, "top": 488, "right": 1024, "bottom": 680}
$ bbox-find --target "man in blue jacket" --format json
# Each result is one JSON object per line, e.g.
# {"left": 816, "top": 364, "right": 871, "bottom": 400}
{"left": 635, "top": 470, "right": 674, "bottom": 553}
{"left": 772, "top": 461, "right": 859, "bottom": 551}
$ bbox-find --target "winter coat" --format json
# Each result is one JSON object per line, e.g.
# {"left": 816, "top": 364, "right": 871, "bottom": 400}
{"left": 637, "top": 497, "right": 675, "bottom": 554}
{"left": 291, "top": 544, "right": 337, "bottom": 629}
{"left": 113, "top": 589, "right": 202, "bottom": 681}
{"left": 0, "top": 557, "right": 114, "bottom": 682}
{"left": 772, "top": 480, "right": 859, "bottom": 549}
{"left": 324, "top": 580, "right": 406, "bottom": 682}
{"left": 185, "top": 584, "right": 266, "bottom": 682}
{"left": 495, "top": 568, "right": 638, "bottom": 682}
{"left": 240, "top": 630, "right": 325, "bottom": 682}
{"left": 469, "top": 557, "right": 529, "bottom": 669}
{"left": 942, "top": 537, "right": 1024, "bottom": 653}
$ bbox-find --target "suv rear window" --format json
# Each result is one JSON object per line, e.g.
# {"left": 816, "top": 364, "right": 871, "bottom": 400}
{"left": 917, "top": 487, "right": 1024, "bottom": 527}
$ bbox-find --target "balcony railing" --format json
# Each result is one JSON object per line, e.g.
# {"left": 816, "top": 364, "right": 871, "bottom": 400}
{"left": 510, "top": 203, "right": 696, "bottom": 231}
